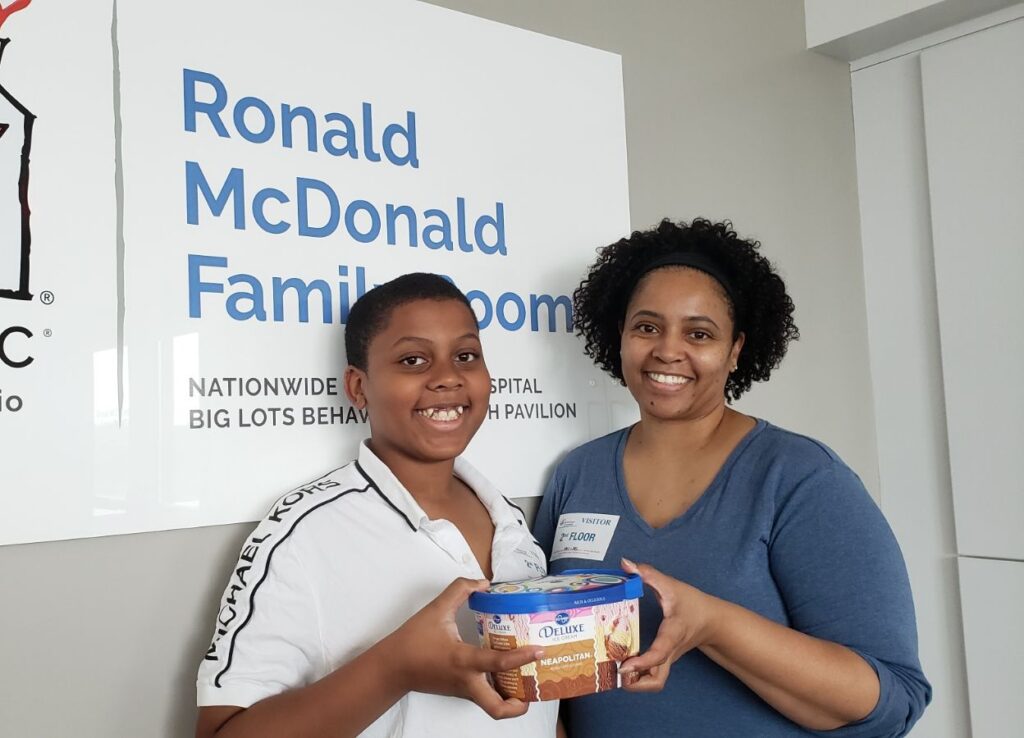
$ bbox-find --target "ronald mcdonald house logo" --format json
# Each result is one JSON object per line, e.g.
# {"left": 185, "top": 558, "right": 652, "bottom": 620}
{"left": 1, "top": 1, "right": 35, "bottom": 413}
{"left": 0, "top": 0, "right": 34, "bottom": 302}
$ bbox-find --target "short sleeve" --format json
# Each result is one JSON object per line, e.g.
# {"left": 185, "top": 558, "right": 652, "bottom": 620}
{"left": 769, "top": 463, "right": 932, "bottom": 737}
{"left": 196, "top": 536, "right": 325, "bottom": 708}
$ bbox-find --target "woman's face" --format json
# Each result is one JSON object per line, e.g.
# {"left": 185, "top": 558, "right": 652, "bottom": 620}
{"left": 619, "top": 266, "right": 743, "bottom": 422}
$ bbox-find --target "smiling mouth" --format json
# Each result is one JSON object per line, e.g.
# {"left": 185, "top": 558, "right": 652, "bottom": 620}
{"left": 645, "top": 371, "right": 692, "bottom": 387}
{"left": 415, "top": 405, "right": 467, "bottom": 422}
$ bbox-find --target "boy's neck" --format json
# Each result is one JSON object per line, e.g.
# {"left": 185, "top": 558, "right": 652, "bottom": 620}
{"left": 367, "top": 439, "right": 458, "bottom": 503}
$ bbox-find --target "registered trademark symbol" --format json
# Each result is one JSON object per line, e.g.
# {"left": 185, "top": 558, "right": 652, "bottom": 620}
{"left": 43, "top": 329, "right": 52, "bottom": 337}
{"left": 40, "top": 291, "right": 54, "bottom": 305}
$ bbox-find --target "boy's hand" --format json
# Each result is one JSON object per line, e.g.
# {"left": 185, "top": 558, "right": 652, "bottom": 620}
{"left": 382, "top": 577, "right": 543, "bottom": 719}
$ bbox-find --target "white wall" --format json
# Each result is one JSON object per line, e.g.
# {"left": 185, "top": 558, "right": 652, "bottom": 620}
{"left": 0, "top": 2, "right": 876, "bottom": 735}
{"left": 852, "top": 54, "right": 970, "bottom": 738}
{"left": 920, "top": 18, "right": 1024, "bottom": 562}
{"left": 851, "top": 5, "right": 1024, "bottom": 735}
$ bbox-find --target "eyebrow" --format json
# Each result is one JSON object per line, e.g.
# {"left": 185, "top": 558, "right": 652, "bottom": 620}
{"left": 390, "top": 332, "right": 480, "bottom": 347}
{"left": 629, "top": 310, "right": 721, "bottom": 330}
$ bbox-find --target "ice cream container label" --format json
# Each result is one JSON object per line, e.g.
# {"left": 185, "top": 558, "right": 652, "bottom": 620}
{"left": 469, "top": 570, "right": 643, "bottom": 701}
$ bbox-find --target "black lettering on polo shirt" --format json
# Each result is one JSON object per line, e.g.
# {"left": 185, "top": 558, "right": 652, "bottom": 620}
{"left": 218, "top": 605, "right": 237, "bottom": 628}
{"left": 213, "top": 466, "right": 377, "bottom": 686}
{"left": 269, "top": 488, "right": 317, "bottom": 522}
{"left": 224, "top": 582, "right": 245, "bottom": 607}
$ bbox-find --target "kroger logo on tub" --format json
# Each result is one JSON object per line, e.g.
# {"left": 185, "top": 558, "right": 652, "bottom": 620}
{"left": 555, "top": 612, "right": 570, "bottom": 626}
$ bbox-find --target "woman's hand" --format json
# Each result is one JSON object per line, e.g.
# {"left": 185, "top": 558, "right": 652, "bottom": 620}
{"left": 382, "top": 577, "right": 544, "bottom": 719}
{"left": 618, "top": 557, "right": 721, "bottom": 692}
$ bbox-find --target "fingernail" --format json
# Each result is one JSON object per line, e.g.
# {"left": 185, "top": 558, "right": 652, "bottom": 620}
{"left": 620, "top": 665, "right": 634, "bottom": 673}
{"left": 621, "top": 557, "right": 637, "bottom": 570}
{"left": 534, "top": 650, "right": 545, "bottom": 659}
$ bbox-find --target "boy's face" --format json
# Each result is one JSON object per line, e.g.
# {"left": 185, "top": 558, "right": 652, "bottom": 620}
{"left": 344, "top": 298, "right": 491, "bottom": 464}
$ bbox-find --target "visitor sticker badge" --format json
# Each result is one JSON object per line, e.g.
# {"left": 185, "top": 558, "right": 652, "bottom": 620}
{"left": 550, "top": 513, "right": 620, "bottom": 561}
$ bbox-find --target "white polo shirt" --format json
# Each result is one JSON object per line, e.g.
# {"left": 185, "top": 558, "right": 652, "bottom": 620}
{"left": 197, "top": 441, "right": 557, "bottom": 737}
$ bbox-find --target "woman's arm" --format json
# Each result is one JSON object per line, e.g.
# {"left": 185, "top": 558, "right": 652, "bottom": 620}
{"left": 619, "top": 560, "right": 878, "bottom": 730}
{"left": 196, "top": 577, "right": 543, "bottom": 738}
{"left": 619, "top": 464, "right": 930, "bottom": 736}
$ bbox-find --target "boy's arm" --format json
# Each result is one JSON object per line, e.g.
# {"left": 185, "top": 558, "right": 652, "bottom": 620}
{"left": 196, "top": 577, "right": 542, "bottom": 738}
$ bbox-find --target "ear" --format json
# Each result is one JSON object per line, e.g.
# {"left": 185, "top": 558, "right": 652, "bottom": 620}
{"left": 730, "top": 332, "right": 746, "bottom": 371}
{"left": 343, "top": 366, "right": 368, "bottom": 409}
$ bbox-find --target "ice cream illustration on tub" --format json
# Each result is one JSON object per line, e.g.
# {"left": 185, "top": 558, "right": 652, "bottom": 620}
{"left": 469, "top": 570, "right": 642, "bottom": 701}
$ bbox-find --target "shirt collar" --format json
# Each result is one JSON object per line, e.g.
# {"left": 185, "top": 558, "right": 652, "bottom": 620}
{"left": 355, "top": 440, "right": 525, "bottom": 532}
{"left": 452, "top": 454, "right": 525, "bottom": 531}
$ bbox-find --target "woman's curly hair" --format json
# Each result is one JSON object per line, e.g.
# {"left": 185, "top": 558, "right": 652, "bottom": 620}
{"left": 573, "top": 218, "right": 799, "bottom": 402}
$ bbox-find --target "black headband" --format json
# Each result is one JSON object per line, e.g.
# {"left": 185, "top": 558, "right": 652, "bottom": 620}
{"left": 627, "top": 252, "right": 739, "bottom": 310}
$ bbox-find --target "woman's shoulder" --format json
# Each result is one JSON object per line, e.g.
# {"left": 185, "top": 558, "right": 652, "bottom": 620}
{"left": 755, "top": 421, "right": 843, "bottom": 464}
{"left": 554, "top": 426, "right": 630, "bottom": 474}
{"left": 740, "top": 419, "right": 865, "bottom": 490}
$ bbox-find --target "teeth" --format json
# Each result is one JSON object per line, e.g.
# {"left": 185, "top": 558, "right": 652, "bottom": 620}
{"left": 417, "top": 406, "right": 465, "bottom": 421}
{"left": 647, "top": 372, "right": 690, "bottom": 386}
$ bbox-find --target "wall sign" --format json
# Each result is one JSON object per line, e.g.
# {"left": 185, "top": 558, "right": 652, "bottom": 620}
{"left": 0, "top": 0, "right": 632, "bottom": 545}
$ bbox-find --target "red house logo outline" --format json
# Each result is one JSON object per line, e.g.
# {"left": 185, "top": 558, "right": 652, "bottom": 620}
{"left": 0, "top": 0, "right": 34, "bottom": 301}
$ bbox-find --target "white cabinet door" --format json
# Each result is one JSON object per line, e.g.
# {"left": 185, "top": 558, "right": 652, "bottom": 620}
{"left": 921, "top": 19, "right": 1024, "bottom": 560}
{"left": 958, "top": 557, "right": 1024, "bottom": 737}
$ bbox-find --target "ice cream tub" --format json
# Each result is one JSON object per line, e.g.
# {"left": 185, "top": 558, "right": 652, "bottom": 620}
{"left": 468, "top": 569, "right": 643, "bottom": 701}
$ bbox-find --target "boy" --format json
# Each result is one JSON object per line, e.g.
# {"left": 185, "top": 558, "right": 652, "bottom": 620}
{"left": 195, "top": 273, "right": 557, "bottom": 737}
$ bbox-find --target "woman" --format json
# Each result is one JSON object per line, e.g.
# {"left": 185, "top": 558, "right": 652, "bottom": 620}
{"left": 533, "top": 219, "right": 930, "bottom": 737}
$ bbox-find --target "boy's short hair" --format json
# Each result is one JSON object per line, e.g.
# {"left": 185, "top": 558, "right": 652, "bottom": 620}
{"left": 344, "top": 273, "right": 476, "bottom": 371}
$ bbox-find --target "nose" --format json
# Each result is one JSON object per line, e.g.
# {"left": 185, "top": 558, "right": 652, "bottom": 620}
{"left": 427, "top": 358, "right": 463, "bottom": 391}
{"left": 651, "top": 330, "right": 687, "bottom": 364}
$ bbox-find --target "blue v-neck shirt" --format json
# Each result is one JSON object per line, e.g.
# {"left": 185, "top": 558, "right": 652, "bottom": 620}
{"left": 533, "top": 420, "right": 930, "bottom": 737}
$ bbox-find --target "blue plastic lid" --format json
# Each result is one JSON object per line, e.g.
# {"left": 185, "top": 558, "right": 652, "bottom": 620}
{"left": 468, "top": 569, "right": 643, "bottom": 614}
